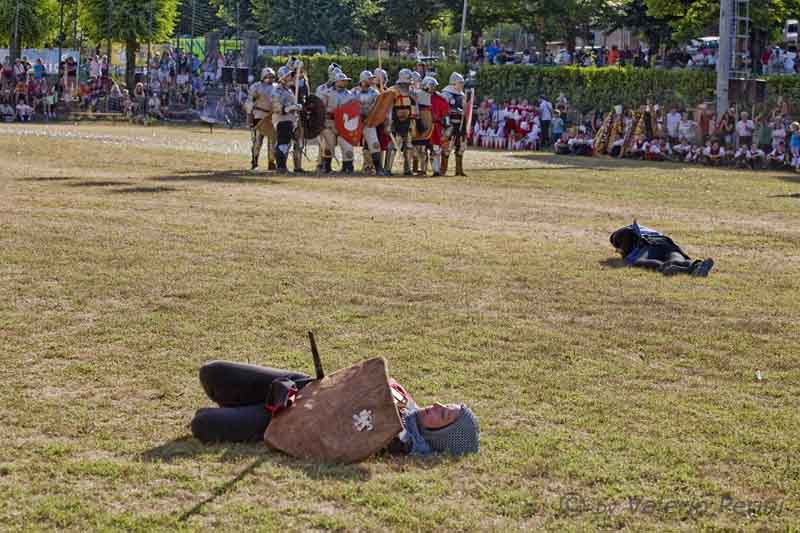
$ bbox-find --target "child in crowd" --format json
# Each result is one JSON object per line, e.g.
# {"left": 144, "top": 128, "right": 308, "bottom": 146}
{"left": 554, "top": 133, "right": 571, "bottom": 155}
{"left": 768, "top": 141, "right": 788, "bottom": 169}
{"left": 703, "top": 140, "right": 725, "bottom": 166}
{"left": 568, "top": 130, "right": 593, "bottom": 155}
{"left": 672, "top": 138, "right": 692, "bottom": 162}
{"left": 628, "top": 135, "right": 647, "bottom": 159}
{"left": 646, "top": 137, "right": 666, "bottom": 161}
{"left": 551, "top": 111, "right": 565, "bottom": 145}
{"left": 746, "top": 144, "right": 766, "bottom": 169}
{"left": 16, "top": 99, "right": 33, "bottom": 121}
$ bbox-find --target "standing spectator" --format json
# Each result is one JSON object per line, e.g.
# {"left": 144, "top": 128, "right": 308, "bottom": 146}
{"left": 735, "top": 111, "right": 754, "bottom": 149}
{"left": 33, "top": 58, "right": 45, "bottom": 81}
{"left": 716, "top": 107, "right": 736, "bottom": 147}
{"left": 486, "top": 40, "right": 500, "bottom": 64}
{"left": 789, "top": 122, "right": 800, "bottom": 170}
{"left": 678, "top": 112, "right": 698, "bottom": 145}
{"left": 89, "top": 55, "right": 100, "bottom": 79}
{"left": 754, "top": 114, "right": 772, "bottom": 153}
{"left": 539, "top": 96, "right": 554, "bottom": 147}
{"left": 551, "top": 110, "right": 565, "bottom": 146}
{"left": 666, "top": 106, "right": 681, "bottom": 145}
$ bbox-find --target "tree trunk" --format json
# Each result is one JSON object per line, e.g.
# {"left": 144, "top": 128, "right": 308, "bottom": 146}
{"left": 125, "top": 39, "right": 139, "bottom": 90}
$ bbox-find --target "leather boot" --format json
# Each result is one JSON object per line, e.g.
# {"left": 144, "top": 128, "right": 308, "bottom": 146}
{"left": 322, "top": 158, "right": 333, "bottom": 174}
{"left": 342, "top": 160, "right": 354, "bottom": 174}
{"left": 372, "top": 153, "right": 387, "bottom": 176}
{"left": 362, "top": 148, "right": 373, "bottom": 172}
{"left": 455, "top": 154, "right": 466, "bottom": 177}
{"left": 251, "top": 155, "right": 259, "bottom": 170}
{"left": 440, "top": 154, "right": 449, "bottom": 176}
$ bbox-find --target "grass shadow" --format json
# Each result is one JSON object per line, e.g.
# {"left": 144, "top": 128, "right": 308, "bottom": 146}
{"left": 67, "top": 180, "right": 129, "bottom": 187}
{"left": 111, "top": 186, "right": 177, "bottom": 194}
{"left": 154, "top": 169, "right": 284, "bottom": 185}
{"left": 599, "top": 257, "right": 628, "bottom": 269}
{"left": 18, "top": 176, "right": 74, "bottom": 182}
{"left": 769, "top": 192, "right": 800, "bottom": 199}
{"left": 510, "top": 152, "right": 698, "bottom": 171}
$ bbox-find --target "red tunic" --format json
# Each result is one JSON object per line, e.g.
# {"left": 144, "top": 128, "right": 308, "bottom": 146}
{"left": 430, "top": 93, "right": 450, "bottom": 146}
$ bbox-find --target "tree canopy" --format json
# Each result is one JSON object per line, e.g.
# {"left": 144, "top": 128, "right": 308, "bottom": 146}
{"left": 0, "top": 0, "right": 59, "bottom": 59}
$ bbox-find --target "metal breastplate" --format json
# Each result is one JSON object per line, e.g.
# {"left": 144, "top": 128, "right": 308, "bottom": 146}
{"left": 359, "top": 88, "right": 377, "bottom": 116}
{"left": 252, "top": 82, "right": 274, "bottom": 112}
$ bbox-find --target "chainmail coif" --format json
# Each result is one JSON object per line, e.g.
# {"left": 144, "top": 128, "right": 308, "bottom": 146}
{"left": 418, "top": 405, "right": 480, "bottom": 456}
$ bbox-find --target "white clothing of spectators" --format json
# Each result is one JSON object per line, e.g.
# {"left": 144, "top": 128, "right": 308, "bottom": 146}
{"left": 666, "top": 111, "right": 681, "bottom": 138}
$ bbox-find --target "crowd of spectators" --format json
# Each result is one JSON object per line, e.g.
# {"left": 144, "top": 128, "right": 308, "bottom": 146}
{"left": 469, "top": 94, "right": 567, "bottom": 150}
{"left": 1, "top": 56, "right": 57, "bottom": 122}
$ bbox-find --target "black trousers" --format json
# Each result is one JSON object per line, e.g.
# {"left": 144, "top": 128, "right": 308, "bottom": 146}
{"left": 633, "top": 245, "right": 695, "bottom": 274}
{"left": 191, "top": 361, "right": 311, "bottom": 443}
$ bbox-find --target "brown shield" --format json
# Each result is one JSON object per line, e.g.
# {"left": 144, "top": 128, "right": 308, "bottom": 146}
{"left": 414, "top": 108, "right": 434, "bottom": 141}
{"left": 264, "top": 357, "right": 403, "bottom": 463}
{"left": 364, "top": 89, "right": 397, "bottom": 128}
{"left": 302, "top": 94, "right": 326, "bottom": 140}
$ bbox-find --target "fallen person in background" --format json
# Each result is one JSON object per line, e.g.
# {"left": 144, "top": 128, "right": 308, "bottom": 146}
{"left": 190, "top": 359, "right": 480, "bottom": 459}
{"left": 609, "top": 221, "right": 714, "bottom": 277}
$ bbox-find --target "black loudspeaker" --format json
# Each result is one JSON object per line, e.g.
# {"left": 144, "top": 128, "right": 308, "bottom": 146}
{"left": 221, "top": 66, "right": 234, "bottom": 84}
{"left": 236, "top": 67, "right": 250, "bottom": 84}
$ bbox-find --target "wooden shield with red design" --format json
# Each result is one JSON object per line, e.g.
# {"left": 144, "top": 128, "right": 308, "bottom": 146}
{"left": 264, "top": 357, "right": 403, "bottom": 463}
{"left": 334, "top": 99, "right": 363, "bottom": 146}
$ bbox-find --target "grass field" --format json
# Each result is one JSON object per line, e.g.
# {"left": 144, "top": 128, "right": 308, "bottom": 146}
{"left": 2, "top": 123, "right": 799, "bottom": 532}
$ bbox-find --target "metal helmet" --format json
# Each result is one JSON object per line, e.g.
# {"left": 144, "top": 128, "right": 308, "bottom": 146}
{"left": 287, "top": 57, "right": 303, "bottom": 71}
{"left": 396, "top": 68, "right": 413, "bottom": 84}
{"left": 421, "top": 76, "right": 438, "bottom": 90}
{"left": 359, "top": 70, "right": 375, "bottom": 83}
{"left": 328, "top": 62, "right": 342, "bottom": 80}
{"left": 374, "top": 68, "right": 388, "bottom": 82}
{"left": 410, "top": 71, "right": 422, "bottom": 83}
{"left": 449, "top": 72, "right": 465, "bottom": 85}
{"left": 334, "top": 71, "right": 352, "bottom": 83}
{"left": 261, "top": 67, "right": 275, "bottom": 80}
{"left": 277, "top": 66, "right": 293, "bottom": 81}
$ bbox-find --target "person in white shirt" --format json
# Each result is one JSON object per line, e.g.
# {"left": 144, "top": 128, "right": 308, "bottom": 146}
{"left": 16, "top": 101, "right": 33, "bottom": 121}
{"left": 538, "top": 97, "right": 554, "bottom": 147}
{"left": 629, "top": 135, "right": 647, "bottom": 159}
{"left": 770, "top": 119, "right": 786, "bottom": 149}
{"left": 768, "top": 141, "right": 788, "bottom": 168}
{"left": 484, "top": 122, "right": 497, "bottom": 149}
{"left": 0, "top": 101, "right": 14, "bottom": 122}
{"left": 735, "top": 111, "right": 755, "bottom": 149}
{"left": 672, "top": 138, "right": 692, "bottom": 161}
{"left": 746, "top": 144, "right": 765, "bottom": 169}
{"left": 733, "top": 145, "right": 748, "bottom": 168}
{"left": 647, "top": 138, "right": 665, "bottom": 161}
{"left": 665, "top": 107, "right": 682, "bottom": 144}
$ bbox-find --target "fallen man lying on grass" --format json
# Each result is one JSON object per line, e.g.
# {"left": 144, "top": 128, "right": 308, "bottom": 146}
{"left": 610, "top": 221, "right": 715, "bottom": 277}
{"left": 191, "top": 357, "right": 479, "bottom": 463}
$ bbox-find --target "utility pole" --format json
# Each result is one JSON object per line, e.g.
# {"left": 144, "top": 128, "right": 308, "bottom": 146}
{"left": 11, "top": 0, "right": 20, "bottom": 61}
{"left": 58, "top": 0, "right": 65, "bottom": 71}
{"left": 107, "top": 0, "right": 114, "bottom": 65}
{"left": 716, "top": 0, "right": 733, "bottom": 113}
{"left": 457, "top": 0, "right": 469, "bottom": 64}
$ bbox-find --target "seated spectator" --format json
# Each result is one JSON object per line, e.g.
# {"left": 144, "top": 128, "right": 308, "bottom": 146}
{"left": 147, "top": 93, "right": 163, "bottom": 119}
{"left": 553, "top": 133, "right": 571, "bottom": 155}
{"left": 746, "top": 144, "right": 766, "bottom": 169}
{"left": 16, "top": 100, "right": 33, "bottom": 121}
{"left": 646, "top": 137, "right": 666, "bottom": 161}
{"left": 609, "top": 136, "right": 625, "bottom": 158}
{"left": 568, "top": 130, "right": 593, "bottom": 156}
{"left": 672, "top": 138, "right": 692, "bottom": 161}
{"left": 768, "top": 141, "right": 788, "bottom": 169}
{"left": 0, "top": 99, "right": 14, "bottom": 122}
{"left": 628, "top": 135, "right": 647, "bottom": 159}
{"left": 733, "top": 145, "right": 748, "bottom": 168}
{"left": 736, "top": 111, "right": 754, "bottom": 149}
{"left": 703, "top": 140, "right": 725, "bottom": 166}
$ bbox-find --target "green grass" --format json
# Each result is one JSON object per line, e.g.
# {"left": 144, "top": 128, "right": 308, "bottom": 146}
{"left": 1, "top": 123, "right": 799, "bottom": 531}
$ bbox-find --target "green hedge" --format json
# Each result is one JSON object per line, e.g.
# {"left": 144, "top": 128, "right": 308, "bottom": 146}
{"left": 258, "top": 55, "right": 798, "bottom": 113}
{"left": 260, "top": 54, "right": 464, "bottom": 91}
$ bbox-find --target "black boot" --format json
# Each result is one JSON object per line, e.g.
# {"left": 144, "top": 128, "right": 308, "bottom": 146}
{"left": 322, "top": 158, "right": 333, "bottom": 174}
{"left": 275, "top": 151, "right": 288, "bottom": 172}
{"left": 250, "top": 155, "right": 259, "bottom": 170}
{"left": 372, "top": 153, "right": 387, "bottom": 176}
{"left": 342, "top": 161, "right": 354, "bottom": 174}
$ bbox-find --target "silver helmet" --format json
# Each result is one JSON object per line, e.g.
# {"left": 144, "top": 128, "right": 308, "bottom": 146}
{"left": 359, "top": 70, "right": 375, "bottom": 83}
{"left": 396, "top": 68, "right": 413, "bottom": 84}
{"left": 334, "top": 71, "right": 352, "bottom": 83}
{"left": 410, "top": 71, "right": 422, "bottom": 83}
{"left": 327, "top": 63, "right": 342, "bottom": 81}
{"left": 277, "top": 66, "right": 293, "bottom": 82}
{"left": 449, "top": 72, "right": 465, "bottom": 85}
{"left": 373, "top": 68, "right": 388, "bottom": 83}
{"left": 261, "top": 67, "right": 275, "bottom": 80}
{"left": 421, "top": 76, "right": 438, "bottom": 91}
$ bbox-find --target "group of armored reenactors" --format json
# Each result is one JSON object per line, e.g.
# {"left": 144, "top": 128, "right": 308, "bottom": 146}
{"left": 246, "top": 59, "right": 472, "bottom": 176}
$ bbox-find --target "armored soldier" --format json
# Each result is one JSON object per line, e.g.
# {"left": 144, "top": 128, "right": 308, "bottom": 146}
{"left": 320, "top": 71, "right": 356, "bottom": 174}
{"left": 422, "top": 76, "right": 450, "bottom": 177}
{"left": 248, "top": 67, "right": 276, "bottom": 170}
{"left": 356, "top": 70, "right": 385, "bottom": 175}
{"left": 271, "top": 66, "right": 304, "bottom": 173}
{"left": 385, "top": 69, "right": 417, "bottom": 176}
{"left": 315, "top": 63, "right": 342, "bottom": 172}
{"left": 441, "top": 72, "right": 468, "bottom": 176}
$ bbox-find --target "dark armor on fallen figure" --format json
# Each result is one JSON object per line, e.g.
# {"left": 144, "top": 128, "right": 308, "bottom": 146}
{"left": 610, "top": 221, "right": 714, "bottom": 277}
{"left": 191, "top": 357, "right": 480, "bottom": 462}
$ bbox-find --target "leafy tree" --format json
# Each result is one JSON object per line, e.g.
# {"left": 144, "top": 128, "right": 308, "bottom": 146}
{"left": 252, "top": 0, "right": 378, "bottom": 50}
{"left": 602, "top": 0, "right": 673, "bottom": 52}
{"left": 0, "top": 0, "right": 59, "bottom": 60}
{"left": 82, "top": 0, "right": 179, "bottom": 88}
{"left": 209, "top": 0, "right": 259, "bottom": 35}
